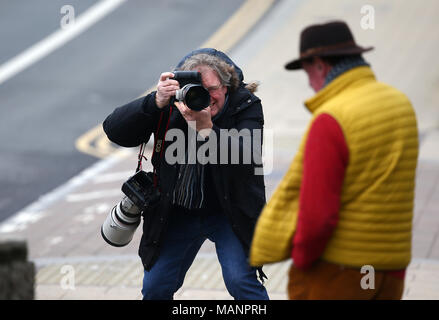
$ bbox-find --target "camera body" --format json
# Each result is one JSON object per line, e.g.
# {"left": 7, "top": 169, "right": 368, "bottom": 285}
{"left": 101, "top": 171, "right": 160, "bottom": 247}
{"left": 172, "top": 70, "right": 202, "bottom": 87}
{"left": 121, "top": 170, "right": 160, "bottom": 210}
{"left": 172, "top": 71, "right": 210, "bottom": 111}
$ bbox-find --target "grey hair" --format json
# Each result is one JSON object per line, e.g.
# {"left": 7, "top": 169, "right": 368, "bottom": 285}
{"left": 178, "top": 53, "right": 259, "bottom": 93}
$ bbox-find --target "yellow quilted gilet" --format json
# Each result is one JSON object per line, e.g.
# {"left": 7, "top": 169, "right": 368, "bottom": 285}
{"left": 250, "top": 66, "right": 418, "bottom": 270}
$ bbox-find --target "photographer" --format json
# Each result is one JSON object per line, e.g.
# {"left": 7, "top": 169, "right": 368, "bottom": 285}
{"left": 103, "top": 48, "right": 268, "bottom": 300}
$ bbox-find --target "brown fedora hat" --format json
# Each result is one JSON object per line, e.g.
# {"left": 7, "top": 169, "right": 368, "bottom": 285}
{"left": 285, "top": 21, "right": 374, "bottom": 70}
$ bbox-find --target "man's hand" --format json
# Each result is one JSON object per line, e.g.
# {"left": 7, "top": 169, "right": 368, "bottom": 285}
{"left": 174, "top": 101, "right": 213, "bottom": 138}
{"left": 155, "top": 72, "right": 180, "bottom": 108}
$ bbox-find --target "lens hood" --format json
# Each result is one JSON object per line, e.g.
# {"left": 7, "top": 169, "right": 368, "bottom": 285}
{"left": 176, "top": 84, "right": 210, "bottom": 111}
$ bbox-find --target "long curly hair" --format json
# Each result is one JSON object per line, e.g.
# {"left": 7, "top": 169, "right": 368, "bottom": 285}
{"left": 178, "top": 53, "right": 259, "bottom": 93}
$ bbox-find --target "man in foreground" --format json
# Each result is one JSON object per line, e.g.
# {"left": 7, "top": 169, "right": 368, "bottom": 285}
{"left": 252, "top": 21, "right": 418, "bottom": 299}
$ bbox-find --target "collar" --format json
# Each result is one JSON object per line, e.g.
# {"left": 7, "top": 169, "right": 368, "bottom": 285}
{"left": 324, "top": 56, "right": 370, "bottom": 87}
{"left": 212, "top": 94, "right": 229, "bottom": 122}
{"left": 304, "top": 66, "right": 376, "bottom": 114}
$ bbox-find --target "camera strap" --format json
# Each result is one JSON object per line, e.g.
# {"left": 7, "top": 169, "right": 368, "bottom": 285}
{"left": 135, "top": 143, "right": 148, "bottom": 173}
{"left": 136, "top": 105, "right": 173, "bottom": 188}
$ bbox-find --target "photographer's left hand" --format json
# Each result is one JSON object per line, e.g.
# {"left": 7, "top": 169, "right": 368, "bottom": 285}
{"left": 174, "top": 101, "right": 213, "bottom": 138}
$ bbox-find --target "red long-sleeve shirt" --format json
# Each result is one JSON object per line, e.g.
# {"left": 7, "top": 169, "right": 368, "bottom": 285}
{"left": 292, "top": 113, "right": 405, "bottom": 279}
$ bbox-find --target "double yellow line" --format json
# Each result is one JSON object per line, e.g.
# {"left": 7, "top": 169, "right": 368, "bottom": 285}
{"left": 75, "top": 0, "right": 275, "bottom": 159}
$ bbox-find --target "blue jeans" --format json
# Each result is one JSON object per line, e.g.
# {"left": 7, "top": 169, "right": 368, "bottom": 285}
{"left": 141, "top": 209, "right": 269, "bottom": 300}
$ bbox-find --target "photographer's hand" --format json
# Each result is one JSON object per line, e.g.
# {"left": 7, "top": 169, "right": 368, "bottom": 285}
{"left": 155, "top": 72, "right": 180, "bottom": 108}
{"left": 174, "top": 101, "right": 213, "bottom": 138}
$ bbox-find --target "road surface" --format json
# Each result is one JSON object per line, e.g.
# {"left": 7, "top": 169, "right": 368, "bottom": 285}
{"left": 0, "top": 0, "right": 244, "bottom": 221}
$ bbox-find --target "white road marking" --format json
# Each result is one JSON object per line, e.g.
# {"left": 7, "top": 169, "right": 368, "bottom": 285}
{"left": 66, "top": 189, "right": 122, "bottom": 202}
{"left": 92, "top": 170, "right": 133, "bottom": 184}
{"left": 0, "top": 210, "right": 47, "bottom": 233}
{"left": 0, "top": 0, "right": 126, "bottom": 85}
{"left": 0, "top": 149, "right": 133, "bottom": 233}
{"left": 48, "top": 236, "right": 64, "bottom": 246}
{"left": 84, "top": 203, "right": 111, "bottom": 215}
{"left": 74, "top": 212, "right": 96, "bottom": 224}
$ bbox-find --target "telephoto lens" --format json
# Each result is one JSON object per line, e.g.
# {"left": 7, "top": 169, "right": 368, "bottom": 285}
{"left": 101, "top": 196, "right": 141, "bottom": 247}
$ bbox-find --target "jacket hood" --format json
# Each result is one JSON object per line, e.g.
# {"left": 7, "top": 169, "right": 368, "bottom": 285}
{"left": 175, "top": 48, "right": 244, "bottom": 83}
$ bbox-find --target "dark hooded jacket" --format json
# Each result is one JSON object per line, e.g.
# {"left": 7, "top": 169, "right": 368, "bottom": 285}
{"left": 103, "top": 49, "right": 266, "bottom": 270}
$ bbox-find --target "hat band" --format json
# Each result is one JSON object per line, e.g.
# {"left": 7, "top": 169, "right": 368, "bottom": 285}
{"left": 300, "top": 41, "right": 356, "bottom": 58}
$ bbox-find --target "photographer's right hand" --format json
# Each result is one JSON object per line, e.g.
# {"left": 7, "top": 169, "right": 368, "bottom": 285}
{"left": 155, "top": 72, "right": 180, "bottom": 109}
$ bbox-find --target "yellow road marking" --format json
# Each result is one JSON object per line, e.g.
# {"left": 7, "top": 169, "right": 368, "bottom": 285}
{"left": 75, "top": 125, "right": 109, "bottom": 159}
{"left": 202, "top": 0, "right": 275, "bottom": 52}
{"left": 75, "top": 0, "right": 276, "bottom": 159}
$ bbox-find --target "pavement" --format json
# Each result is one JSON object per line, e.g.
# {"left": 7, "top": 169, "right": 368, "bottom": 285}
{"left": 1, "top": 0, "right": 439, "bottom": 300}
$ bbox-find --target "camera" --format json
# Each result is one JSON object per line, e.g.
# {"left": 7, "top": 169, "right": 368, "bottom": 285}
{"left": 172, "top": 71, "right": 210, "bottom": 111}
{"left": 101, "top": 171, "right": 160, "bottom": 247}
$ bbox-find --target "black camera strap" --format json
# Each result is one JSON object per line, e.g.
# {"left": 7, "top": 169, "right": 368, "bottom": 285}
{"left": 135, "top": 143, "right": 148, "bottom": 173}
{"left": 136, "top": 105, "right": 173, "bottom": 188}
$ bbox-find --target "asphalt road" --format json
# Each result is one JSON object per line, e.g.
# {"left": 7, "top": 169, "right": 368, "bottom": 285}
{"left": 0, "top": 0, "right": 244, "bottom": 222}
